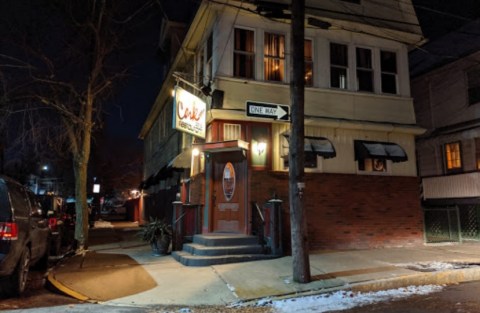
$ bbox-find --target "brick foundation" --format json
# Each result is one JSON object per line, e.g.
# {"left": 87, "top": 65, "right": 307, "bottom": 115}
{"left": 250, "top": 171, "right": 424, "bottom": 251}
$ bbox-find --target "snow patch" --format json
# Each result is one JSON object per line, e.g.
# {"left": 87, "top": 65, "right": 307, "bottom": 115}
{"left": 262, "top": 285, "right": 443, "bottom": 313}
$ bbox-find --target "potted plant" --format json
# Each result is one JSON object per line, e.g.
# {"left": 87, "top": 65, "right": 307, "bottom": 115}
{"left": 139, "top": 217, "right": 172, "bottom": 256}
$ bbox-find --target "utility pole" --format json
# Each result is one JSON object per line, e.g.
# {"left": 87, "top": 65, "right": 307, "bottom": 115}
{"left": 289, "top": 0, "right": 310, "bottom": 283}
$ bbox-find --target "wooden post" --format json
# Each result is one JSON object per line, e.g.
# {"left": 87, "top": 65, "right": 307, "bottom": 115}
{"left": 289, "top": 0, "right": 311, "bottom": 283}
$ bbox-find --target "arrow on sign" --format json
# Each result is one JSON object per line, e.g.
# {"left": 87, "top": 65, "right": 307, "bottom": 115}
{"left": 246, "top": 101, "right": 290, "bottom": 121}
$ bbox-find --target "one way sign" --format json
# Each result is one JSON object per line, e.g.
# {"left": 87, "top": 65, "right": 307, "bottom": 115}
{"left": 246, "top": 101, "right": 290, "bottom": 121}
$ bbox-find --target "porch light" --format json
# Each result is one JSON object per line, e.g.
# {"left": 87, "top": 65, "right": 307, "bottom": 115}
{"left": 256, "top": 141, "right": 267, "bottom": 155}
{"left": 192, "top": 148, "right": 200, "bottom": 157}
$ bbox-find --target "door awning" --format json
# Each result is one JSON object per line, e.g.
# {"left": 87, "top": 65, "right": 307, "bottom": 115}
{"left": 168, "top": 148, "right": 192, "bottom": 169}
{"left": 194, "top": 140, "right": 249, "bottom": 153}
{"left": 283, "top": 135, "right": 336, "bottom": 159}
{"left": 354, "top": 140, "right": 408, "bottom": 162}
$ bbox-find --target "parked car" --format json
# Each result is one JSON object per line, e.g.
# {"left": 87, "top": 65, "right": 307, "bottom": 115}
{"left": 64, "top": 197, "right": 98, "bottom": 228}
{"left": 37, "top": 195, "right": 75, "bottom": 256}
{"left": 0, "top": 176, "right": 51, "bottom": 297}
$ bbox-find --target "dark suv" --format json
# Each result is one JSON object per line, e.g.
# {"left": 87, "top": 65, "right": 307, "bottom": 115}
{"left": 0, "top": 176, "right": 51, "bottom": 297}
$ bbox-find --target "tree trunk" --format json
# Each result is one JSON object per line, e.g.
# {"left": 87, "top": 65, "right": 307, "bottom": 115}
{"left": 74, "top": 156, "right": 89, "bottom": 249}
{"left": 289, "top": 0, "right": 311, "bottom": 283}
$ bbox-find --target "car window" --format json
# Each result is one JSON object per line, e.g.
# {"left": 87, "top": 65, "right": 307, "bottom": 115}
{"left": 0, "top": 181, "right": 11, "bottom": 220}
{"left": 6, "top": 183, "right": 29, "bottom": 217}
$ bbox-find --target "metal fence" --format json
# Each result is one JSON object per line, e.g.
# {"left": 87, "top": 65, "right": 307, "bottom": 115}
{"left": 423, "top": 206, "right": 461, "bottom": 243}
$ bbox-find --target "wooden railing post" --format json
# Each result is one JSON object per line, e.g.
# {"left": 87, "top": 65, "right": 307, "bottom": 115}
{"left": 172, "top": 200, "right": 184, "bottom": 251}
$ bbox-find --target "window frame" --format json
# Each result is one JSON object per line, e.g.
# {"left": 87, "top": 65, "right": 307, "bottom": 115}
{"left": 467, "top": 67, "right": 480, "bottom": 105}
{"left": 233, "top": 27, "right": 255, "bottom": 79}
{"left": 380, "top": 50, "right": 398, "bottom": 94}
{"left": 444, "top": 141, "right": 463, "bottom": 173}
{"left": 264, "top": 32, "right": 286, "bottom": 82}
{"left": 330, "top": 42, "right": 349, "bottom": 89}
{"left": 304, "top": 39, "right": 314, "bottom": 87}
{"left": 356, "top": 47, "right": 374, "bottom": 92}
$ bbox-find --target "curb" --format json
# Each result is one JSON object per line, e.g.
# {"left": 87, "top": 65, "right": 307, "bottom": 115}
{"left": 350, "top": 267, "right": 480, "bottom": 293}
{"left": 47, "top": 272, "right": 91, "bottom": 302}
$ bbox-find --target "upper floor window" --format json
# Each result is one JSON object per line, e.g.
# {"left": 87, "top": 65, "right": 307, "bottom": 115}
{"left": 224, "top": 123, "right": 242, "bottom": 141}
{"left": 330, "top": 43, "right": 348, "bottom": 89}
{"left": 467, "top": 67, "right": 480, "bottom": 105}
{"left": 356, "top": 47, "right": 373, "bottom": 92}
{"left": 206, "top": 33, "right": 213, "bottom": 82}
{"left": 444, "top": 141, "right": 462, "bottom": 173}
{"left": 234, "top": 28, "right": 255, "bottom": 79}
{"left": 282, "top": 134, "right": 336, "bottom": 169}
{"left": 264, "top": 32, "right": 285, "bottom": 82}
{"left": 354, "top": 140, "right": 407, "bottom": 173}
{"left": 381, "top": 50, "right": 397, "bottom": 94}
{"left": 476, "top": 138, "right": 480, "bottom": 169}
{"left": 304, "top": 39, "right": 313, "bottom": 86}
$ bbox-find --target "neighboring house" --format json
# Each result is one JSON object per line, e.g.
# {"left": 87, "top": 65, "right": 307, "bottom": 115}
{"left": 139, "top": 0, "right": 425, "bottom": 252}
{"left": 411, "top": 20, "right": 480, "bottom": 244}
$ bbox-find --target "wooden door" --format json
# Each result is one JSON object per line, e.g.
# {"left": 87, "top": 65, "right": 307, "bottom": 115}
{"left": 212, "top": 152, "right": 246, "bottom": 233}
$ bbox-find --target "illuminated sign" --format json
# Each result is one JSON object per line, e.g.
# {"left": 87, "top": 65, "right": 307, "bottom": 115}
{"left": 173, "top": 86, "right": 206, "bottom": 138}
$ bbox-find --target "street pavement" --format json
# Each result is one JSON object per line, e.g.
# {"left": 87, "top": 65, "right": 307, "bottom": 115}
{"left": 47, "top": 221, "right": 480, "bottom": 308}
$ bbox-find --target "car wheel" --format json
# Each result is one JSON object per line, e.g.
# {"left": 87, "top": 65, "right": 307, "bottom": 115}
{"left": 34, "top": 239, "right": 51, "bottom": 271}
{"left": 4, "top": 247, "right": 31, "bottom": 297}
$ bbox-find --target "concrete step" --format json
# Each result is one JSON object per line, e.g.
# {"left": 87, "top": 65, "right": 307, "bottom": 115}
{"left": 183, "top": 243, "right": 265, "bottom": 256}
{"left": 172, "top": 250, "right": 278, "bottom": 267}
{"left": 193, "top": 234, "right": 260, "bottom": 247}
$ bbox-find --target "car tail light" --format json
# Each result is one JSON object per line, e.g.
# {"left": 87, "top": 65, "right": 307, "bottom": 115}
{"left": 48, "top": 217, "right": 58, "bottom": 232}
{"left": 0, "top": 222, "right": 18, "bottom": 240}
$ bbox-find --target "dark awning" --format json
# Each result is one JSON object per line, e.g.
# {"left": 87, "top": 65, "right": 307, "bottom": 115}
{"left": 354, "top": 140, "right": 408, "bottom": 163}
{"left": 283, "top": 135, "right": 336, "bottom": 159}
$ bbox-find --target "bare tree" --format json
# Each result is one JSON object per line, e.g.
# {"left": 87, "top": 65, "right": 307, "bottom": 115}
{"left": 0, "top": 0, "right": 159, "bottom": 250}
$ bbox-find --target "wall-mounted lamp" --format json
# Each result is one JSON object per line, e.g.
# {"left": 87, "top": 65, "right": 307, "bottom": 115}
{"left": 256, "top": 141, "right": 267, "bottom": 155}
{"left": 192, "top": 148, "right": 200, "bottom": 157}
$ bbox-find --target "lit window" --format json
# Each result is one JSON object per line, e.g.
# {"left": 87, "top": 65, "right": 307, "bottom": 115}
{"left": 444, "top": 142, "right": 462, "bottom": 172}
{"left": 356, "top": 47, "right": 373, "bottom": 92}
{"left": 304, "top": 39, "right": 313, "bottom": 86}
{"left": 467, "top": 68, "right": 480, "bottom": 105}
{"left": 264, "top": 33, "right": 285, "bottom": 82}
{"left": 330, "top": 43, "right": 348, "bottom": 89}
{"left": 234, "top": 28, "right": 255, "bottom": 79}
{"left": 381, "top": 50, "right": 397, "bottom": 94}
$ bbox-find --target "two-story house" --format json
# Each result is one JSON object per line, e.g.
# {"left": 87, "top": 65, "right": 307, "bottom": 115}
{"left": 411, "top": 20, "right": 480, "bottom": 244}
{"left": 139, "top": 0, "right": 425, "bottom": 256}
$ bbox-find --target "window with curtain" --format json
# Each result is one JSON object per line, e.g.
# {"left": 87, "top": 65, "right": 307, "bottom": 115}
{"left": 305, "top": 39, "right": 313, "bottom": 86}
{"left": 234, "top": 28, "right": 255, "bottom": 79}
{"left": 264, "top": 32, "right": 285, "bottom": 82}
{"left": 356, "top": 47, "right": 373, "bottom": 92}
{"left": 381, "top": 50, "right": 397, "bottom": 94}
{"left": 330, "top": 43, "right": 348, "bottom": 89}
{"left": 444, "top": 141, "right": 462, "bottom": 172}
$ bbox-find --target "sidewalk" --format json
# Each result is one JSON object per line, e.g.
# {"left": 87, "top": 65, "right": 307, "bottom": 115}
{"left": 48, "top": 221, "right": 480, "bottom": 307}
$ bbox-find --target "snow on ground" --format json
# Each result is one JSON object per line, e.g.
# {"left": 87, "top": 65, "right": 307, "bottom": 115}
{"left": 94, "top": 220, "right": 114, "bottom": 228}
{"left": 255, "top": 285, "right": 443, "bottom": 313}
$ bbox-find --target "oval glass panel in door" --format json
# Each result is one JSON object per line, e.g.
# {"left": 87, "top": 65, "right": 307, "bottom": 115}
{"left": 222, "top": 162, "right": 236, "bottom": 201}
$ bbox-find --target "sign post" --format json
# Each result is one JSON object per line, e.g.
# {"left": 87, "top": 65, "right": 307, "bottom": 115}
{"left": 246, "top": 101, "right": 290, "bottom": 121}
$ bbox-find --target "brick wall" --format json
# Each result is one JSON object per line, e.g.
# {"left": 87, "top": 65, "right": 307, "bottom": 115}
{"left": 189, "top": 173, "right": 205, "bottom": 204}
{"left": 250, "top": 171, "right": 424, "bottom": 251}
